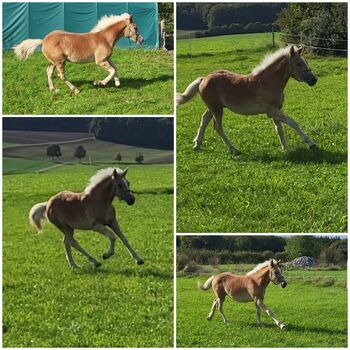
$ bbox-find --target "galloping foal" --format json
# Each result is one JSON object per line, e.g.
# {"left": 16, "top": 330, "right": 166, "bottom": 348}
{"left": 29, "top": 168, "right": 144, "bottom": 268}
{"left": 198, "top": 259, "right": 287, "bottom": 329}
{"left": 14, "top": 13, "right": 143, "bottom": 94}
{"left": 177, "top": 46, "right": 317, "bottom": 154}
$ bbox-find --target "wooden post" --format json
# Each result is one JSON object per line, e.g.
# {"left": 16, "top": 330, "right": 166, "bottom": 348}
{"left": 272, "top": 24, "right": 275, "bottom": 48}
{"left": 300, "top": 31, "right": 303, "bottom": 46}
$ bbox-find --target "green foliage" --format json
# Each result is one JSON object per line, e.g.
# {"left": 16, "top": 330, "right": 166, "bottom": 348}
{"left": 2, "top": 49, "right": 174, "bottom": 114}
{"left": 115, "top": 153, "right": 122, "bottom": 162}
{"left": 3, "top": 164, "right": 173, "bottom": 347}
{"left": 46, "top": 144, "right": 61, "bottom": 161}
{"left": 320, "top": 240, "right": 347, "bottom": 265}
{"left": 135, "top": 153, "right": 144, "bottom": 164}
{"left": 74, "top": 145, "right": 86, "bottom": 162}
{"left": 277, "top": 3, "right": 347, "bottom": 54}
{"left": 285, "top": 236, "right": 323, "bottom": 259}
{"left": 177, "top": 271, "right": 347, "bottom": 347}
{"left": 176, "top": 33, "right": 347, "bottom": 233}
{"left": 158, "top": 3, "right": 174, "bottom": 37}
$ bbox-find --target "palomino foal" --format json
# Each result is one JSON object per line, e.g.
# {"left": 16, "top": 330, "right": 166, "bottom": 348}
{"left": 29, "top": 168, "right": 144, "bottom": 268}
{"left": 198, "top": 259, "right": 287, "bottom": 329}
{"left": 14, "top": 14, "right": 143, "bottom": 94}
{"left": 177, "top": 46, "right": 317, "bottom": 154}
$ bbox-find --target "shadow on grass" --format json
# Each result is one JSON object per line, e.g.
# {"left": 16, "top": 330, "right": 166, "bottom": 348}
{"left": 74, "top": 265, "right": 173, "bottom": 280}
{"left": 251, "top": 148, "right": 347, "bottom": 165}
{"left": 72, "top": 74, "right": 173, "bottom": 90}
{"left": 286, "top": 323, "right": 348, "bottom": 336}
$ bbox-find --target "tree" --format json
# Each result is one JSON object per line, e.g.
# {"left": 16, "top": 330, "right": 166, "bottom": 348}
{"left": 285, "top": 236, "right": 323, "bottom": 259}
{"left": 135, "top": 153, "right": 144, "bottom": 164}
{"left": 320, "top": 240, "right": 347, "bottom": 265}
{"left": 46, "top": 144, "right": 61, "bottom": 162}
{"left": 74, "top": 145, "right": 86, "bottom": 163}
{"left": 115, "top": 153, "right": 122, "bottom": 162}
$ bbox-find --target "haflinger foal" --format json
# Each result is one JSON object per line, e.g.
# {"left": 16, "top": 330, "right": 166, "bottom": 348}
{"left": 198, "top": 259, "right": 287, "bottom": 329}
{"left": 14, "top": 13, "right": 143, "bottom": 94}
{"left": 29, "top": 168, "right": 144, "bottom": 268}
{"left": 177, "top": 46, "right": 317, "bottom": 154}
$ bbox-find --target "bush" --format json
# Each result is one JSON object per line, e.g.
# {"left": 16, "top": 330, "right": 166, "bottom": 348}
{"left": 183, "top": 261, "right": 201, "bottom": 273}
{"left": 177, "top": 251, "right": 190, "bottom": 271}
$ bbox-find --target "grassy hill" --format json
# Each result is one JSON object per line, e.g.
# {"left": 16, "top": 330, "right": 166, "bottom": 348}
{"left": 3, "top": 130, "right": 173, "bottom": 174}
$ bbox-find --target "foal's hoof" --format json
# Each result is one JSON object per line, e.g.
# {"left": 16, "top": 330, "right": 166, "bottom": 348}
{"left": 136, "top": 259, "right": 144, "bottom": 265}
{"left": 193, "top": 144, "right": 201, "bottom": 151}
{"left": 309, "top": 143, "right": 318, "bottom": 150}
{"left": 72, "top": 88, "right": 80, "bottom": 95}
{"left": 115, "top": 80, "right": 121, "bottom": 87}
{"left": 93, "top": 80, "right": 105, "bottom": 87}
{"left": 94, "top": 261, "right": 102, "bottom": 268}
{"left": 280, "top": 323, "right": 287, "bottom": 330}
{"left": 102, "top": 253, "right": 113, "bottom": 260}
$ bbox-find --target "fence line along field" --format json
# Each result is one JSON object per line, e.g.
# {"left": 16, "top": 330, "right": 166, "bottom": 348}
{"left": 3, "top": 49, "right": 173, "bottom": 115}
{"left": 3, "top": 162, "right": 173, "bottom": 347}
{"left": 177, "top": 266, "right": 347, "bottom": 348}
{"left": 176, "top": 32, "right": 347, "bottom": 233}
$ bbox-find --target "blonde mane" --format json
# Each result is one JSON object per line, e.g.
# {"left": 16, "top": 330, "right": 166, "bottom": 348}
{"left": 252, "top": 46, "right": 296, "bottom": 76}
{"left": 84, "top": 167, "right": 123, "bottom": 194}
{"left": 246, "top": 259, "right": 276, "bottom": 276}
{"left": 90, "top": 13, "right": 130, "bottom": 32}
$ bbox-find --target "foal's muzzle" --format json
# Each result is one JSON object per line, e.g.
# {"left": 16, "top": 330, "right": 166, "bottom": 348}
{"left": 125, "top": 194, "right": 135, "bottom": 206}
{"left": 305, "top": 72, "right": 317, "bottom": 86}
{"left": 136, "top": 35, "right": 144, "bottom": 45}
{"left": 280, "top": 281, "right": 287, "bottom": 288}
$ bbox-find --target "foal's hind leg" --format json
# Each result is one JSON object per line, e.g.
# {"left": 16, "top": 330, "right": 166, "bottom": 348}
{"left": 217, "top": 297, "right": 230, "bottom": 324}
{"left": 46, "top": 64, "right": 56, "bottom": 92}
{"left": 207, "top": 299, "right": 218, "bottom": 320}
{"left": 193, "top": 109, "right": 212, "bottom": 150}
{"left": 93, "top": 60, "right": 116, "bottom": 87}
{"left": 56, "top": 63, "right": 80, "bottom": 95}
{"left": 63, "top": 231, "right": 78, "bottom": 269}
{"left": 212, "top": 110, "right": 241, "bottom": 155}
{"left": 255, "top": 298, "right": 286, "bottom": 329}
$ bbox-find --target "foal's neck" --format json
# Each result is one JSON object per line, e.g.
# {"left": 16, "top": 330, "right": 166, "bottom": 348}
{"left": 251, "top": 266, "right": 271, "bottom": 288}
{"left": 89, "top": 178, "right": 115, "bottom": 204}
{"left": 103, "top": 21, "right": 127, "bottom": 47}
{"left": 259, "top": 56, "right": 291, "bottom": 91}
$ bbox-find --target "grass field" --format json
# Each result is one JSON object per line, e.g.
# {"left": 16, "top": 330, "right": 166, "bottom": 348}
{"left": 176, "top": 33, "right": 347, "bottom": 233}
{"left": 177, "top": 268, "right": 347, "bottom": 347}
{"left": 3, "top": 164, "right": 173, "bottom": 347}
{"left": 2, "top": 48, "right": 173, "bottom": 115}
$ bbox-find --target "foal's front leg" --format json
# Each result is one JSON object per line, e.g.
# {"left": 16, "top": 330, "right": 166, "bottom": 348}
{"left": 268, "top": 109, "right": 317, "bottom": 149}
{"left": 108, "top": 219, "right": 144, "bottom": 265}
{"left": 94, "top": 60, "right": 117, "bottom": 87}
{"left": 93, "top": 223, "right": 116, "bottom": 260}
{"left": 255, "top": 299, "right": 286, "bottom": 329}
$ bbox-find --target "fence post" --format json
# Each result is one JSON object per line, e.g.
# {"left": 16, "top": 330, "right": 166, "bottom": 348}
{"left": 300, "top": 30, "right": 303, "bottom": 46}
{"left": 272, "top": 24, "right": 275, "bottom": 48}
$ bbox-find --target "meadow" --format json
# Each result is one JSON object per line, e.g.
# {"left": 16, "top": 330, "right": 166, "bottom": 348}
{"left": 3, "top": 164, "right": 173, "bottom": 347}
{"left": 176, "top": 33, "right": 347, "bottom": 233}
{"left": 2, "top": 48, "right": 173, "bottom": 115}
{"left": 177, "top": 267, "right": 347, "bottom": 347}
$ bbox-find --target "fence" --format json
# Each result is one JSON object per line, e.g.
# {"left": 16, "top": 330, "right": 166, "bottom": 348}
{"left": 272, "top": 28, "right": 347, "bottom": 53}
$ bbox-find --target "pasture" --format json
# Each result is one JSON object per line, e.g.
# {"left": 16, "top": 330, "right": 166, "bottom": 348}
{"left": 177, "top": 267, "right": 347, "bottom": 347}
{"left": 3, "top": 164, "right": 173, "bottom": 347}
{"left": 176, "top": 33, "right": 347, "bottom": 233}
{"left": 2, "top": 49, "right": 173, "bottom": 115}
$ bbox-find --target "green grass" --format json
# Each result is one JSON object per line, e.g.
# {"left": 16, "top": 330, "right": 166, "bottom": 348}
{"left": 2, "top": 49, "right": 173, "bottom": 115}
{"left": 3, "top": 164, "right": 173, "bottom": 347}
{"left": 177, "top": 271, "right": 347, "bottom": 347}
{"left": 176, "top": 33, "right": 347, "bottom": 233}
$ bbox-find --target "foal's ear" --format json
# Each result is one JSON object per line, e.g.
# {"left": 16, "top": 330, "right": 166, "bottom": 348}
{"left": 290, "top": 46, "right": 295, "bottom": 56}
{"left": 297, "top": 46, "right": 304, "bottom": 55}
{"left": 269, "top": 259, "right": 275, "bottom": 267}
{"left": 122, "top": 168, "right": 128, "bottom": 177}
{"left": 112, "top": 169, "right": 118, "bottom": 179}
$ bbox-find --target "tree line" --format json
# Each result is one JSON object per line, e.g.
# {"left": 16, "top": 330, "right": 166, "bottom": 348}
{"left": 177, "top": 236, "right": 347, "bottom": 267}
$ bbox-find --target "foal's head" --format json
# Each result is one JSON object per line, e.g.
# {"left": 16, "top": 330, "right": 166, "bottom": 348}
{"left": 289, "top": 46, "right": 317, "bottom": 86}
{"left": 124, "top": 15, "right": 144, "bottom": 45}
{"left": 268, "top": 259, "right": 287, "bottom": 288}
{"left": 112, "top": 168, "right": 135, "bottom": 205}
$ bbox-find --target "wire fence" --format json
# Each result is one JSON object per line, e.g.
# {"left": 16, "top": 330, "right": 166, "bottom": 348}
{"left": 276, "top": 31, "right": 348, "bottom": 52}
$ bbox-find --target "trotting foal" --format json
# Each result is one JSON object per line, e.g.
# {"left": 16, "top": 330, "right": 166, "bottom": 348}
{"left": 29, "top": 168, "right": 144, "bottom": 268}
{"left": 198, "top": 259, "right": 287, "bottom": 329}
{"left": 177, "top": 46, "right": 317, "bottom": 154}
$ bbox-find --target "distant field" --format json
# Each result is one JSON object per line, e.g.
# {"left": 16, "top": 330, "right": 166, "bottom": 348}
{"left": 3, "top": 130, "right": 173, "bottom": 174}
{"left": 177, "top": 268, "right": 347, "bottom": 347}
{"left": 176, "top": 32, "right": 347, "bottom": 233}
{"left": 3, "top": 164, "right": 173, "bottom": 347}
{"left": 2, "top": 49, "right": 173, "bottom": 115}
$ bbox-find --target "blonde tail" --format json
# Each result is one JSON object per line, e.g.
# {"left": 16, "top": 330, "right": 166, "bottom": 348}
{"left": 13, "top": 39, "right": 43, "bottom": 60}
{"left": 197, "top": 276, "right": 215, "bottom": 291}
{"left": 29, "top": 202, "right": 47, "bottom": 233}
{"left": 176, "top": 77, "right": 203, "bottom": 106}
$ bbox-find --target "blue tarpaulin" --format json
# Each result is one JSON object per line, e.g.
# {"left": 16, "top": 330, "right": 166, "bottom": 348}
{"left": 3, "top": 2, "right": 159, "bottom": 50}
